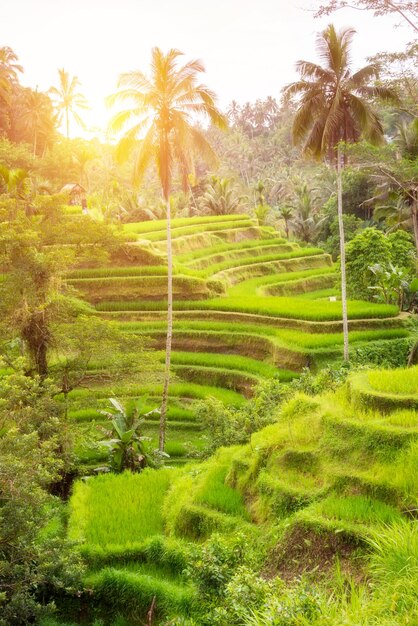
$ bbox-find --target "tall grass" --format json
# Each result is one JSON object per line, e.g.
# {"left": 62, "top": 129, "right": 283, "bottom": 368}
{"left": 69, "top": 469, "right": 174, "bottom": 546}
{"left": 168, "top": 351, "right": 293, "bottom": 379}
{"left": 220, "top": 266, "right": 336, "bottom": 297}
{"left": 118, "top": 319, "right": 406, "bottom": 349}
{"left": 141, "top": 219, "right": 254, "bottom": 242}
{"left": 195, "top": 455, "right": 250, "bottom": 519}
{"left": 177, "top": 237, "right": 288, "bottom": 264}
{"left": 368, "top": 521, "right": 418, "bottom": 611}
{"left": 123, "top": 213, "right": 249, "bottom": 234}
{"left": 200, "top": 248, "right": 324, "bottom": 278}
{"left": 314, "top": 494, "right": 402, "bottom": 525}
{"left": 367, "top": 366, "right": 418, "bottom": 395}
{"left": 67, "top": 265, "right": 168, "bottom": 279}
{"left": 183, "top": 242, "right": 295, "bottom": 270}
{"left": 64, "top": 382, "right": 246, "bottom": 406}
{"left": 98, "top": 295, "right": 399, "bottom": 320}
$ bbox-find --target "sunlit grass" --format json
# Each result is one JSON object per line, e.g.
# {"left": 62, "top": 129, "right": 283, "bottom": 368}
{"left": 123, "top": 213, "right": 249, "bottom": 235}
{"left": 367, "top": 366, "right": 418, "bottom": 395}
{"left": 69, "top": 469, "right": 174, "bottom": 546}
{"left": 97, "top": 296, "right": 398, "bottom": 320}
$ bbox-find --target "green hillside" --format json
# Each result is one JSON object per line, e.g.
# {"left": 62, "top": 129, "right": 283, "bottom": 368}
{"left": 64, "top": 365, "right": 418, "bottom": 625}
{"left": 62, "top": 214, "right": 408, "bottom": 470}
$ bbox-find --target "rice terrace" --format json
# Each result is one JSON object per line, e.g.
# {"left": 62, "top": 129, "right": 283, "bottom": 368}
{"left": 0, "top": 1, "right": 417, "bottom": 625}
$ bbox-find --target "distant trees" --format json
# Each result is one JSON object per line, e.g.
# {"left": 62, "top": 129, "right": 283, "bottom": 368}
{"left": 108, "top": 47, "right": 226, "bottom": 452}
{"left": 284, "top": 24, "right": 398, "bottom": 360}
{"left": 49, "top": 68, "right": 88, "bottom": 139}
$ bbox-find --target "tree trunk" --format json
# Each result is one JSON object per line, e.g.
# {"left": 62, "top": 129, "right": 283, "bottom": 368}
{"left": 412, "top": 192, "right": 418, "bottom": 256}
{"left": 66, "top": 108, "right": 69, "bottom": 140}
{"left": 337, "top": 145, "right": 349, "bottom": 362}
{"left": 159, "top": 195, "right": 173, "bottom": 452}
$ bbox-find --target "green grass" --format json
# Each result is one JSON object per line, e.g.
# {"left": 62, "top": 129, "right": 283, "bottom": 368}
{"left": 199, "top": 248, "right": 325, "bottom": 278}
{"left": 177, "top": 237, "right": 287, "bottom": 264}
{"left": 367, "top": 366, "right": 418, "bottom": 395}
{"left": 194, "top": 454, "right": 250, "bottom": 519}
{"left": 313, "top": 494, "right": 402, "bottom": 525}
{"left": 98, "top": 295, "right": 399, "bottom": 320}
{"left": 118, "top": 319, "right": 406, "bottom": 351}
{"left": 168, "top": 351, "right": 294, "bottom": 379}
{"left": 63, "top": 382, "right": 246, "bottom": 406}
{"left": 67, "top": 265, "right": 168, "bottom": 279}
{"left": 140, "top": 219, "right": 255, "bottom": 242}
{"left": 123, "top": 213, "right": 249, "bottom": 235}
{"left": 182, "top": 242, "right": 295, "bottom": 269}
{"left": 69, "top": 469, "right": 174, "bottom": 546}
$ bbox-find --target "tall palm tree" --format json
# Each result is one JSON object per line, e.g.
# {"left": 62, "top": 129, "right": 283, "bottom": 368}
{"left": 108, "top": 47, "right": 226, "bottom": 452}
{"left": 283, "top": 24, "right": 398, "bottom": 361}
{"left": 0, "top": 46, "right": 22, "bottom": 104}
{"left": 49, "top": 68, "right": 88, "bottom": 139}
{"left": 22, "top": 88, "right": 57, "bottom": 156}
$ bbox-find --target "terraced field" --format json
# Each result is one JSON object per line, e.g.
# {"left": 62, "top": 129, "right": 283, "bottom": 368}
{"left": 67, "top": 214, "right": 408, "bottom": 468}
{"left": 67, "top": 367, "right": 418, "bottom": 624}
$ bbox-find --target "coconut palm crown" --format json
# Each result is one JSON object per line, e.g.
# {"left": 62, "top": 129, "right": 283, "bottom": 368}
{"left": 107, "top": 47, "right": 227, "bottom": 196}
{"left": 283, "top": 24, "right": 397, "bottom": 163}
{"left": 50, "top": 68, "right": 88, "bottom": 139}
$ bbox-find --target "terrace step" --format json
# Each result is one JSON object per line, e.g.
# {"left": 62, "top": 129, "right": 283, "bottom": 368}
{"left": 86, "top": 565, "right": 196, "bottom": 620}
{"left": 99, "top": 309, "right": 406, "bottom": 333}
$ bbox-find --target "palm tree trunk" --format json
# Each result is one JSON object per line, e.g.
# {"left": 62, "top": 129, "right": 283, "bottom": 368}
{"left": 66, "top": 107, "right": 69, "bottom": 139}
{"left": 412, "top": 191, "right": 418, "bottom": 256}
{"left": 337, "top": 145, "right": 349, "bottom": 361}
{"left": 159, "top": 195, "right": 173, "bottom": 452}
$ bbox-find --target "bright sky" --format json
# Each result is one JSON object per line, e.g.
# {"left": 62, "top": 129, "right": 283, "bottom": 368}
{"left": 1, "top": 0, "right": 412, "bottom": 139}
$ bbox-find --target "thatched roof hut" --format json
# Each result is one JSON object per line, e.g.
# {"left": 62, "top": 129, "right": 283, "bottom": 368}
{"left": 60, "top": 183, "right": 87, "bottom": 209}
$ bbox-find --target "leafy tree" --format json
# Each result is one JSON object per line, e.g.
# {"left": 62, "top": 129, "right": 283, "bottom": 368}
{"left": 108, "top": 47, "right": 226, "bottom": 451}
{"left": 49, "top": 68, "right": 88, "bottom": 139}
{"left": 322, "top": 213, "right": 364, "bottom": 259}
{"left": 283, "top": 24, "right": 398, "bottom": 360}
{"left": 0, "top": 219, "right": 72, "bottom": 377}
{"left": 196, "top": 378, "right": 284, "bottom": 456}
{"left": 345, "top": 227, "right": 415, "bottom": 301}
{"left": 315, "top": 1, "right": 418, "bottom": 33}
{"left": 0, "top": 374, "right": 83, "bottom": 623}
{"left": 52, "top": 315, "right": 159, "bottom": 417}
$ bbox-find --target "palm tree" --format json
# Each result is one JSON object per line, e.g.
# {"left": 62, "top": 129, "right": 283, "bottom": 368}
{"left": 278, "top": 205, "right": 293, "bottom": 239}
{"left": 200, "top": 176, "right": 243, "bottom": 215}
{"left": 49, "top": 68, "right": 88, "bottom": 139}
{"left": 286, "top": 179, "right": 326, "bottom": 243}
{"left": 22, "top": 88, "right": 57, "bottom": 156}
{"left": 0, "top": 46, "right": 22, "bottom": 104}
{"left": 283, "top": 24, "right": 398, "bottom": 361}
{"left": 108, "top": 47, "right": 226, "bottom": 452}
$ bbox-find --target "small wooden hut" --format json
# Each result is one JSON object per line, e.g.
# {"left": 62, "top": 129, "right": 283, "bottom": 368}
{"left": 61, "top": 183, "right": 87, "bottom": 211}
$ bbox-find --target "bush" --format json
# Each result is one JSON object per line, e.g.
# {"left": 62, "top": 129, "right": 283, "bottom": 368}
{"left": 351, "top": 338, "right": 412, "bottom": 368}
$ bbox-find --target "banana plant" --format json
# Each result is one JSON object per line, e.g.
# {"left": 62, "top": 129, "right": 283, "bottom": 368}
{"left": 99, "top": 398, "right": 166, "bottom": 473}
